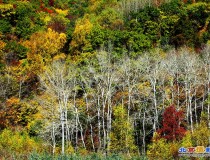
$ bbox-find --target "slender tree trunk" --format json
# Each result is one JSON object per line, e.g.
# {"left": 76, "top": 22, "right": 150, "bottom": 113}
{"left": 207, "top": 69, "right": 210, "bottom": 128}
{"left": 61, "top": 112, "right": 65, "bottom": 155}
{"left": 102, "top": 96, "right": 106, "bottom": 151}
{"left": 52, "top": 122, "right": 56, "bottom": 155}
{"left": 142, "top": 110, "right": 146, "bottom": 155}
{"left": 194, "top": 96, "right": 198, "bottom": 127}
{"left": 185, "top": 82, "right": 190, "bottom": 125}
{"left": 153, "top": 82, "right": 158, "bottom": 132}
{"left": 97, "top": 96, "right": 101, "bottom": 151}
{"left": 85, "top": 94, "right": 95, "bottom": 151}
{"left": 177, "top": 72, "right": 180, "bottom": 108}
{"left": 78, "top": 115, "right": 86, "bottom": 149}
{"left": 189, "top": 86, "right": 193, "bottom": 132}
{"left": 90, "top": 123, "right": 95, "bottom": 151}
{"left": 207, "top": 83, "right": 210, "bottom": 128}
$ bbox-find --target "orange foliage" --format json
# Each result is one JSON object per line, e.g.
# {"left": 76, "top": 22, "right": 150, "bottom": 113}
{"left": 5, "top": 97, "right": 20, "bottom": 107}
{"left": 0, "top": 97, "right": 37, "bottom": 130}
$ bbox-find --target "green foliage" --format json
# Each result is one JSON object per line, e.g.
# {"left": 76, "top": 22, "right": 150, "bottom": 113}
{"left": 186, "top": 2, "right": 209, "bottom": 26}
{"left": 0, "top": 19, "right": 12, "bottom": 33}
{"left": 88, "top": 24, "right": 105, "bottom": 49}
{"left": 5, "top": 41, "right": 28, "bottom": 59}
{"left": 28, "top": 152, "right": 147, "bottom": 160}
{"left": 144, "top": 21, "right": 159, "bottom": 42}
{"left": 0, "top": 0, "right": 209, "bottom": 158}
{"left": 127, "top": 31, "right": 151, "bottom": 53}
{"left": 97, "top": 7, "right": 124, "bottom": 30}
{"left": 160, "top": 0, "right": 185, "bottom": 16}
{"left": 15, "top": 17, "right": 34, "bottom": 39}
{"left": 14, "top": 2, "right": 44, "bottom": 39}
{"left": 27, "top": 119, "right": 43, "bottom": 137}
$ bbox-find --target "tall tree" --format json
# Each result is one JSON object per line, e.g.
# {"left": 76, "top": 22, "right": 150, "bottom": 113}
{"left": 157, "top": 105, "right": 186, "bottom": 141}
{"left": 110, "top": 105, "right": 137, "bottom": 155}
{"left": 39, "top": 60, "right": 76, "bottom": 155}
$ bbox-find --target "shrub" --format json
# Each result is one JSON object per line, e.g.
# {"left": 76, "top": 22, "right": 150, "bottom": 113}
{"left": 0, "top": 129, "right": 45, "bottom": 159}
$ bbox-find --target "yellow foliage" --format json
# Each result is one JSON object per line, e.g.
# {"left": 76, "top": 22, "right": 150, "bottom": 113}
{"left": 0, "top": 33, "right": 5, "bottom": 53}
{"left": 0, "top": 129, "right": 44, "bottom": 158}
{"left": 0, "top": 4, "right": 14, "bottom": 17}
{"left": 110, "top": 105, "right": 137, "bottom": 154}
{"left": 138, "top": 81, "right": 151, "bottom": 97}
{"left": 89, "top": 0, "right": 102, "bottom": 13}
{"left": 191, "top": 118, "right": 210, "bottom": 147}
{"left": 8, "top": 59, "right": 30, "bottom": 82}
{"left": 180, "top": 131, "right": 193, "bottom": 148}
{"left": 65, "top": 143, "right": 75, "bottom": 154}
{"left": 70, "top": 14, "right": 93, "bottom": 54}
{"left": 23, "top": 28, "right": 66, "bottom": 56}
{"left": 44, "top": 15, "right": 52, "bottom": 24}
{"left": 78, "top": 148, "right": 89, "bottom": 156}
{"left": 147, "top": 133, "right": 173, "bottom": 160}
{"left": 53, "top": 53, "right": 66, "bottom": 61}
{"left": 169, "top": 142, "right": 179, "bottom": 158}
{"left": 55, "top": 8, "right": 69, "bottom": 16}
{"left": 39, "top": 11, "right": 52, "bottom": 24}
{"left": 22, "top": 28, "right": 66, "bottom": 74}
{"left": 0, "top": 40, "right": 5, "bottom": 52}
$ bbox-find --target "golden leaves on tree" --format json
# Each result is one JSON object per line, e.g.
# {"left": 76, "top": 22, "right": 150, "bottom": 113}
{"left": 70, "top": 15, "right": 93, "bottom": 55}
{"left": 22, "top": 28, "right": 66, "bottom": 74}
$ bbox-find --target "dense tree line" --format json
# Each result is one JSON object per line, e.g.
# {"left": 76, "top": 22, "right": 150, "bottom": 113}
{"left": 0, "top": 0, "right": 209, "bottom": 159}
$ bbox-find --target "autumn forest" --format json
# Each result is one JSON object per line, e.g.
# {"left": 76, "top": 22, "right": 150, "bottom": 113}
{"left": 0, "top": 0, "right": 209, "bottom": 159}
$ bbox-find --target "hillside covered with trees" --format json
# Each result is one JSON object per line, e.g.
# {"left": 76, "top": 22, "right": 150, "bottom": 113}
{"left": 0, "top": 0, "right": 209, "bottom": 159}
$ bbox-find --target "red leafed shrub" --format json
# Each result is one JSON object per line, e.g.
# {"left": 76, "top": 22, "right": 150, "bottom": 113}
{"left": 157, "top": 105, "right": 186, "bottom": 141}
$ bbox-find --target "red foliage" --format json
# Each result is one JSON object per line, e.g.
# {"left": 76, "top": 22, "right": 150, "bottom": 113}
{"left": 157, "top": 105, "right": 186, "bottom": 141}
{"left": 13, "top": 4, "right": 17, "bottom": 9}
{"left": 39, "top": 1, "right": 54, "bottom": 14}
{"left": 48, "top": 0, "right": 54, "bottom": 7}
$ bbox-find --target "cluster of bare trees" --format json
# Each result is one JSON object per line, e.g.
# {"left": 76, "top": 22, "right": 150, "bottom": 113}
{"left": 118, "top": 0, "right": 172, "bottom": 17}
{"left": 38, "top": 45, "right": 209, "bottom": 154}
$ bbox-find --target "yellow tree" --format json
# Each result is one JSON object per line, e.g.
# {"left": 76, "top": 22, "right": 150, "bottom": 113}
{"left": 22, "top": 28, "right": 66, "bottom": 75}
{"left": 0, "top": 34, "right": 5, "bottom": 51}
{"left": 147, "top": 132, "right": 173, "bottom": 160}
{"left": 0, "top": 97, "right": 37, "bottom": 130}
{"left": 109, "top": 105, "right": 137, "bottom": 156}
{"left": 191, "top": 112, "right": 210, "bottom": 147}
{"left": 70, "top": 14, "right": 93, "bottom": 55}
{"left": 39, "top": 60, "right": 77, "bottom": 155}
{"left": 0, "top": 33, "right": 5, "bottom": 69}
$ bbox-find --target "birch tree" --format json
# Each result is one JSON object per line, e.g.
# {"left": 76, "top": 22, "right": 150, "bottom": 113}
{"left": 201, "top": 45, "right": 210, "bottom": 128}
{"left": 39, "top": 60, "right": 76, "bottom": 155}
{"left": 95, "top": 49, "right": 119, "bottom": 153}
